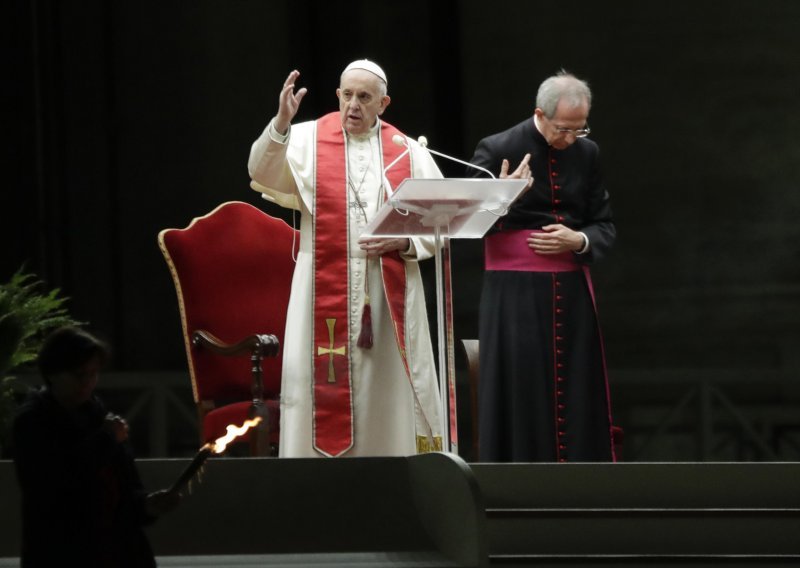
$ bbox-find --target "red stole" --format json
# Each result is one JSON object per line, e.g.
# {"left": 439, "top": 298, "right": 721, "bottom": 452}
{"left": 312, "top": 112, "right": 411, "bottom": 457}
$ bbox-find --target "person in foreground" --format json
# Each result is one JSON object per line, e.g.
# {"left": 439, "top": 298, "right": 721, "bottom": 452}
{"left": 469, "top": 70, "right": 617, "bottom": 463}
{"left": 247, "top": 59, "right": 443, "bottom": 457}
{"left": 12, "top": 326, "right": 179, "bottom": 567}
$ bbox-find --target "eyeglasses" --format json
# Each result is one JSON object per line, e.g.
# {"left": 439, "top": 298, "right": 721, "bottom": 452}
{"left": 554, "top": 125, "right": 591, "bottom": 138}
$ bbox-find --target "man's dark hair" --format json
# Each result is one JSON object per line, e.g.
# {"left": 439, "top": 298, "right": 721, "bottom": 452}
{"left": 38, "top": 326, "right": 110, "bottom": 383}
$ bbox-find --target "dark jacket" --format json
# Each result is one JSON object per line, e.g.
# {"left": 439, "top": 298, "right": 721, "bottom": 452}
{"left": 12, "top": 389, "right": 156, "bottom": 567}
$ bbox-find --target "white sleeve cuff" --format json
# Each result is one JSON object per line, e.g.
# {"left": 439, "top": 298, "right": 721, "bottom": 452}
{"left": 268, "top": 119, "right": 290, "bottom": 144}
{"left": 575, "top": 231, "right": 590, "bottom": 255}
{"left": 400, "top": 238, "right": 417, "bottom": 259}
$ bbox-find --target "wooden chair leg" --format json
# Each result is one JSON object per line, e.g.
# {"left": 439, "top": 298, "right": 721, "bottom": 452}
{"left": 248, "top": 401, "right": 269, "bottom": 457}
{"left": 459, "top": 339, "right": 480, "bottom": 461}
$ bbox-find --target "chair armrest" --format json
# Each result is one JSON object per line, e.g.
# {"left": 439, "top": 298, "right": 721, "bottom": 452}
{"left": 192, "top": 330, "right": 279, "bottom": 358}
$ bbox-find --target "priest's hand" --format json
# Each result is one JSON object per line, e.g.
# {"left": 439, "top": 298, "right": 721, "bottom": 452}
{"left": 528, "top": 224, "right": 585, "bottom": 254}
{"left": 358, "top": 237, "right": 410, "bottom": 257}
{"left": 500, "top": 153, "right": 533, "bottom": 190}
{"left": 146, "top": 489, "right": 182, "bottom": 517}
{"left": 103, "top": 413, "right": 129, "bottom": 443}
{"left": 274, "top": 69, "right": 307, "bottom": 135}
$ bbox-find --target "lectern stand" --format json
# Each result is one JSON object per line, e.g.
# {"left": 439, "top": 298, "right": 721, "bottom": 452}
{"left": 362, "top": 177, "right": 528, "bottom": 453}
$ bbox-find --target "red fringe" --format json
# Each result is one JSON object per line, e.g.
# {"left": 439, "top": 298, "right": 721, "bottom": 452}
{"left": 357, "top": 302, "right": 373, "bottom": 349}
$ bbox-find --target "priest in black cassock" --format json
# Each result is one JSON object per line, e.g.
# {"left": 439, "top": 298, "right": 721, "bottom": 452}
{"left": 469, "top": 70, "right": 617, "bottom": 463}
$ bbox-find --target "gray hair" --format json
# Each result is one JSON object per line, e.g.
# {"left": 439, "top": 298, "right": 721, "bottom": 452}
{"left": 536, "top": 71, "right": 592, "bottom": 118}
{"left": 375, "top": 78, "right": 388, "bottom": 98}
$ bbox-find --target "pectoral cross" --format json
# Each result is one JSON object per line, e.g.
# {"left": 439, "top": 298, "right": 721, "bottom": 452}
{"left": 317, "top": 318, "right": 346, "bottom": 383}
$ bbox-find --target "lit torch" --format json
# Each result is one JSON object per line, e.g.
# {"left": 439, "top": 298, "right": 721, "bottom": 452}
{"left": 170, "top": 416, "right": 263, "bottom": 494}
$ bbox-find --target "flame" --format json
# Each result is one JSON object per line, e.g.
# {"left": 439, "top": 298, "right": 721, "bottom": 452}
{"left": 209, "top": 416, "right": 263, "bottom": 454}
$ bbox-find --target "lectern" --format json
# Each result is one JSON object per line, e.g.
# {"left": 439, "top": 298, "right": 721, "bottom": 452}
{"left": 362, "top": 177, "right": 528, "bottom": 453}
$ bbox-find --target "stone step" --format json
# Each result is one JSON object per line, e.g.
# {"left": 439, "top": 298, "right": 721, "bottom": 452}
{"left": 488, "top": 553, "right": 800, "bottom": 567}
{"left": 486, "top": 508, "right": 800, "bottom": 555}
{"left": 2, "top": 552, "right": 462, "bottom": 568}
{"left": 471, "top": 463, "right": 800, "bottom": 510}
{"left": 472, "top": 462, "right": 800, "bottom": 566}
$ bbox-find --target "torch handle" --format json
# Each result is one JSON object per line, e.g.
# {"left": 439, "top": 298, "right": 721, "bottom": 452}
{"left": 170, "top": 446, "right": 213, "bottom": 493}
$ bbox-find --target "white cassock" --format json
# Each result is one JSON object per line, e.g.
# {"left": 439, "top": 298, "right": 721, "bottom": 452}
{"left": 247, "top": 117, "right": 443, "bottom": 457}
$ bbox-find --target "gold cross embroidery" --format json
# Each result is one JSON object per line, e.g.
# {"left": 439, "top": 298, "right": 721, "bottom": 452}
{"left": 317, "top": 318, "right": 346, "bottom": 383}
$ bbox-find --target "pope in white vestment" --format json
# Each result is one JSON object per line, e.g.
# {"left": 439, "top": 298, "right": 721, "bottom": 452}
{"left": 247, "top": 61, "right": 443, "bottom": 457}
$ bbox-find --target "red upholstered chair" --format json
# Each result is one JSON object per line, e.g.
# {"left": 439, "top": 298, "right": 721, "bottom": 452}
{"left": 158, "top": 201, "right": 296, "bottom": 456}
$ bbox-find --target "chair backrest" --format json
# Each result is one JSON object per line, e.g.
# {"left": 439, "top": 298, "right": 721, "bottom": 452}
{"left": 158, "top": 201, "right": 296, "bottom": 404}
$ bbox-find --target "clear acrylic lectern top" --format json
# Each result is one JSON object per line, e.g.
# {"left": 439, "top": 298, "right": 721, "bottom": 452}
{"left": 361, "top": 177, "right": 529, "bottom": 239}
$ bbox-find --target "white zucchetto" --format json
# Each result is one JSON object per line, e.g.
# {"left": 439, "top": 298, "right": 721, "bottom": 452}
{"left": 342, "top": 59, "right": 388, "bottom": 85}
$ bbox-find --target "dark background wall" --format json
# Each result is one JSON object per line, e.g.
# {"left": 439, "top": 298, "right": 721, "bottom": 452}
{"left": 4, "top": 0, "right": 800, "bottom": 460}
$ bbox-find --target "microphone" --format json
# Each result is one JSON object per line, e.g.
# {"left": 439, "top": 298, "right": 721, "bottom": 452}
{"left": 382, "top": 135, "right": 411, "bottom": 179}
{"left": 415, "top": 136, "right": 496, "bottom": 179}
{"left": 379, "top": 135, "right": 412, "bottom": 197}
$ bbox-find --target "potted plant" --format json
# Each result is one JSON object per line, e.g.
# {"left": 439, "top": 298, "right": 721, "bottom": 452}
{"left": 0, "top": 268, "right": 79, "bottom": 455}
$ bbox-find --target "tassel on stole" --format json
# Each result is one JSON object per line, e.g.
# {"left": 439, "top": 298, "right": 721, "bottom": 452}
{"left": 357, "top": 295, "right": 373, "bottom": 349}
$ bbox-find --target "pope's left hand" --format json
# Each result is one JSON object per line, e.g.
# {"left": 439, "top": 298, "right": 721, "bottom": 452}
{"left": 358, "top": 237, "right": 410, "bottom": 257}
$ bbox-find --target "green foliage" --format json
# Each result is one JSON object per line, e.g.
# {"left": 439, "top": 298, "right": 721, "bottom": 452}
{"left": 0, "top": 267, "right": 80, "bottom": 449}
{"left": 0, "top": 268, "right": 78, "bottom": 377}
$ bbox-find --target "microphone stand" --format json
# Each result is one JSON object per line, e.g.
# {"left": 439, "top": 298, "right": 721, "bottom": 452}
{"left": 379, "top": 135, "right": 521, "bottom": 453}
{"left": 417, "top": 137, "right": 496, "bottom": 179}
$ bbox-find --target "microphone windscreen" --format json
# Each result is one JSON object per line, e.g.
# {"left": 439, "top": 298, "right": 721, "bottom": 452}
{"left": 418, "top": 136, "right": 428, "bottom": 147}
{"left": 392, "top": 134, "right": 405, "bottom": 146}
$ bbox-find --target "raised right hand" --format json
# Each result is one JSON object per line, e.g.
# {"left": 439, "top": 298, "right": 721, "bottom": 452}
{"left": 500, "top": 153, "right": 533, "bottom": 190}
{"left": 274, "top": 69, "right": 308, "bottom": 135}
